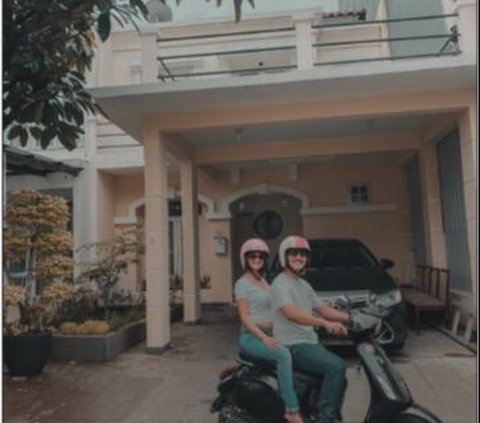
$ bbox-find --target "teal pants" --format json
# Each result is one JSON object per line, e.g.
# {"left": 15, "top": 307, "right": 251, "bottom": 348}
{"left": 289, "top": 343, "right": 347, "bottom": 423}
{"left": 239, "top": 330, "right": 300, "bottom": 413}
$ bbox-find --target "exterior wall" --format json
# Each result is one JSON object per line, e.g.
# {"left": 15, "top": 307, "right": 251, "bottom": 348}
{"left": 458, "top": 104, "right": 477, "bottom": 307}
{"left": 97, "top": 171, "right": 116, "bottom": 241}
{"left": 106, "top": 158, "right": 410, "bottom": 300}
{"left": 199, "top": 217, "right": 232, "bottom": 303}
{"left": 199, "top": 161, "right": 409, "bottom": 286}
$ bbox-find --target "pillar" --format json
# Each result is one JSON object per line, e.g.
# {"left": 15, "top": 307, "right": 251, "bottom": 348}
{"left": 143, "top": 125, "right": 170, "bottom": 352}
{"left": 180, "top": 161, "right": 201, "bottom": 323}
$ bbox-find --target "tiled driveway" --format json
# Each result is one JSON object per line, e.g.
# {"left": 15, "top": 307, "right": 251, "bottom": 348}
{"left": 4, "top": 306, "right": 476, "bottom": 423}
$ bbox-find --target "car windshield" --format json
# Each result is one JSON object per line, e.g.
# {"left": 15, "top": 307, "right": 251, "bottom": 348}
{"left": 308, "top": 243, "right": 378, "bottom": 270}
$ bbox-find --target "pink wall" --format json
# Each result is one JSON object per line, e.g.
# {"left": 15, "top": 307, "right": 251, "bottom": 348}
{"left": 103, "top": 157, "right": 412, "bottom": 301}
{"left": 97, "top": 171, "right": 116, "bottom": 240}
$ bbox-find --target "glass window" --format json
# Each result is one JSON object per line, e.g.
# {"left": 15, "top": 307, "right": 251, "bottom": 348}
{"left": 348, "top": 183, "right": 370, "bottom": 204}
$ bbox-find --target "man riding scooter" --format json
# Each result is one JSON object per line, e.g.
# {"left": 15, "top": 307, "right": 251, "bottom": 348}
{"left": 271, "top": 235, "right": 350, "bottom": 423}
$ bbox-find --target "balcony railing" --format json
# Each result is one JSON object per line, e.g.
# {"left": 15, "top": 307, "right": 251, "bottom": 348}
{"left": 151, "top": 12, "right": 460, "bottom": 82}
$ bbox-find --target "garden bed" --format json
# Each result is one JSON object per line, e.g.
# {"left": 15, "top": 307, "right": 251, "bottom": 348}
{"left": 50, "top": 305, "right": 183, "bottom": 362}
{"left": 50, "top": 318, "right": 146, "bottom": 362}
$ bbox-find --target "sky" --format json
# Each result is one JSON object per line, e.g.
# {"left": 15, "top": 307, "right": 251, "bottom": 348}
{"left": 166, "top": 0, "right": 339, "bottom": 22}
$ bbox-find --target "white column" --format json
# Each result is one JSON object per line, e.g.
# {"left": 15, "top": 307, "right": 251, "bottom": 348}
{"left": 73, "top": 116, "right": 98, "bottom": 277}
{"left": 144, "top": 126, "right": 170, "bottom": 352}
{"left": 180, "top": 161, "right": 201, "bottom": 323}
{"left": 140, "top": 24, "right": 159, "bottom": 83}
{"left": 294, "top": 13, "right": 315, "bottom": 70}
{"left": 458, "top": 105, "right": 477, "bottom": 303}
{"left": 452, "top": 0, "right": 477, "bottom": 56}
{"left": 419, "top": 143, "right": 447, "bottom": 268}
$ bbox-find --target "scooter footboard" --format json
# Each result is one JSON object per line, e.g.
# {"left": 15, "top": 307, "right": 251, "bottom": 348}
{"left": 394, "top": 403, "right": 443, "bottom": 423}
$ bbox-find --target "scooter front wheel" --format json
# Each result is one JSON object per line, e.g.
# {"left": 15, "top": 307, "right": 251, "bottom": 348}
{"left": 393, "top": 404, "right": 443, "bottom": 423}
{"left": 394, "top": 417, "right": 434, "bottom": 423}
{"left": 218, "top": 405, "right": 261, "bottom": 423}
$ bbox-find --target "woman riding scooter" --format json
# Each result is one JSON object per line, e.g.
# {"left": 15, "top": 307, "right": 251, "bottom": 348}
{"left": 271, "top": 235, "right": 350, "bottom": 423}
{"left": 234, "top": 238, "right": 303, "bottom": 423}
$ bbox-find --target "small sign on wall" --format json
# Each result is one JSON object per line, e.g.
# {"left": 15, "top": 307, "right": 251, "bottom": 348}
{"left": 213, "top": 235, "right": 228, "bottom": 255}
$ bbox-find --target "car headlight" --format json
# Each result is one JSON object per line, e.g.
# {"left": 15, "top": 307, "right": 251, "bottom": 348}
{"left": 372, "top": 289, "right": 402, "bottom": 308}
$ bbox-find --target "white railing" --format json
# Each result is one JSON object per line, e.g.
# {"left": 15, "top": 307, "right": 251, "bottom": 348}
{"left": 140, "top": 11, "right": 460, "bottom": 83}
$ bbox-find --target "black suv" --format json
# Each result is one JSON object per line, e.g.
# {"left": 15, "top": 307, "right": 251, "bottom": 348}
{"left": 267, "top": 238, "right": 408, "bottom": 350}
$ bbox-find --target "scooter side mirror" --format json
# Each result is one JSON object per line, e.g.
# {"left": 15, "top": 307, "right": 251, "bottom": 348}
{"left": 335, "top": 295, "right": 351, "bottom": 310}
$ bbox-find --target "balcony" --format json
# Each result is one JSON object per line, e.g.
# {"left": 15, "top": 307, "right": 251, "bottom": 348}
{"left": 129, "top": 8, "right": 462, "bottom": 84}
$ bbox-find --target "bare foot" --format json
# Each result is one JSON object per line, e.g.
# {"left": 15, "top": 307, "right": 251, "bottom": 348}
{"left": 284, "top": 411, "right": 303, "bottom": 423}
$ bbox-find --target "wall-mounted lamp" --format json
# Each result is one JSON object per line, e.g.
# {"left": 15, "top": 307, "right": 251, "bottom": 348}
{"left": 213, "top": 231, "right": 228, "bottom": 255}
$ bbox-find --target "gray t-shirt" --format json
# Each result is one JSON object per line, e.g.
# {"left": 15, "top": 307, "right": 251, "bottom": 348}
{"left": 234, "top": 276, "right": 273, "bottom": 325}
{"left": 271, "top": 272, "right": 324, "bottom": 345}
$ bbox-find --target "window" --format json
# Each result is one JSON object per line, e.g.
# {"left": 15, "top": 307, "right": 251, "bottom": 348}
{"left": 348, "top": 183, "right": 370, "bottom": 204}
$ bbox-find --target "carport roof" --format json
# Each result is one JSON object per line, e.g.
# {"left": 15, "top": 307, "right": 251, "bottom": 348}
{"left": 4, "top": 145, "right": 84, "bottom": 176}
{"left": 90, "top": 55, "right": 475, "bottom": 142}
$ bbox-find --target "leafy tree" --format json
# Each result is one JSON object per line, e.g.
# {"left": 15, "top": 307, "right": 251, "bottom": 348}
{"left": 2, "top": 0, "right": 253, "bottom": 151}
{"left": 3, "top": 188, "right": 74, "bottom": 298}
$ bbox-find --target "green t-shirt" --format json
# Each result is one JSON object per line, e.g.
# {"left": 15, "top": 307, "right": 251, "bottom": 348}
{"left": 271, "top": 272, "right": 324, "bottom": 345}
{"left": 234, "top": 276, "right": 273, "bottom": 325}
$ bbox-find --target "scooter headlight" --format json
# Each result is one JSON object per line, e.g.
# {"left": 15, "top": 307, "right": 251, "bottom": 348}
{"left": 374, "top": 289, "right": 402, "bottom": 308}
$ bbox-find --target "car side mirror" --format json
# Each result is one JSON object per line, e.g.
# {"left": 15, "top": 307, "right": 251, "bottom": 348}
{"left": 380, "top": 258, "right": 394, "bottom": 269}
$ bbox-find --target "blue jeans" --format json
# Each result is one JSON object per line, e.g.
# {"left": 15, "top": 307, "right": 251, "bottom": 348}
{"left": 239, "top": 330, "right": 300, "bottom": 413}
{"left": 289, "top": 343, "right": 347, "bottom": 423}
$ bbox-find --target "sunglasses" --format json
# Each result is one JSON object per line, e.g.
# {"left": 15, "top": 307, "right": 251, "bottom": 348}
{"left": 287, "top": 249, "right": 309, "bottom": 258}
{"left": 246, "top": 252, "right": 266, "bottom": 260}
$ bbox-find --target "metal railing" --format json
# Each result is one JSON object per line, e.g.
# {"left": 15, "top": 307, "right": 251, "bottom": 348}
{"left": 155, "top": 12, "right": 460, "bottom": 81}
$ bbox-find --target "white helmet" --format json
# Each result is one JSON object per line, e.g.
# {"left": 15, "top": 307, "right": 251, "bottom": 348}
{"left": 278, "top": 235, "right": 311, "bottom": 268}
{"left": 240, "top": 238, "right": 270, "bottom": 269}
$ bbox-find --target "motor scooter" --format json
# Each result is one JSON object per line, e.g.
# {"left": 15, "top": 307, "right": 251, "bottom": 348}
{"left": 210, "top": 296, "right": 443, "bottom": 423}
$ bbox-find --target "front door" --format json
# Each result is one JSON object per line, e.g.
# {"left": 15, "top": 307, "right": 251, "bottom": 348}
{"left": 230, "top": 193, "right": 302, "bottom": 282}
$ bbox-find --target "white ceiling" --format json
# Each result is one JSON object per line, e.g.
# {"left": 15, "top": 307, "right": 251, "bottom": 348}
{"left": 182, "top": 112, "right": 439, "bottom": 147}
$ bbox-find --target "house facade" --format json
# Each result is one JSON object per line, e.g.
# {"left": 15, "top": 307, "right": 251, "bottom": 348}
{"left": 6, "top": 0, "right": 477, "bottom": 351}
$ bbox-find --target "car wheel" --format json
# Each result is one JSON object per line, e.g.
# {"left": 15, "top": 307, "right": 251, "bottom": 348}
{"left": 385, "top": 312, "right": 408, "bottom": 350}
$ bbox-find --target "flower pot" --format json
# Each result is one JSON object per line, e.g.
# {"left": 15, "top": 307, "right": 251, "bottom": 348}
{"left": 3, "top": 331, "right": 52, "bottom": 376}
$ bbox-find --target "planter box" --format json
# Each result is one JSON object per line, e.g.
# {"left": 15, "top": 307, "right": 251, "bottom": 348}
{"left": 50, "top": 306, "right": 184, "bottom": 362}
{"left": 50, "top": 319, "right": 146, "bottom": 362}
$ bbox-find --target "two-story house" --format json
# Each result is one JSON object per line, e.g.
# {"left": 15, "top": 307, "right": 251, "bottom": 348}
{"left": 6, "top": 0, "right": 476, "bottom": 352}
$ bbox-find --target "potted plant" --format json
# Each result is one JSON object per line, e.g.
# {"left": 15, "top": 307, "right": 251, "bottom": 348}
{"left": 3, "top": 188, "right": 74, "bottom": 376}
{"left": 3, "top": 282, "right": 74, "bottom": 376}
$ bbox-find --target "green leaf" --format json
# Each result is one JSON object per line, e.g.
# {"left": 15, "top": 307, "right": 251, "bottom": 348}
{"left": 7, "top": 125, "right": 23, "bottom": 141}
{"left": 19, "top": 127, "right": 29, "bottom": 147}
{"left": 130, "top": 0, "right": 148, "bottom": 17}
{"left": 234, "top": 0, "right": 242, "bottom": 22}
{"left": 40, "top": 127, "right": 57, "bottom": 149}
{"left": 33, "top": 103, "right": 45, "bottom": 123}
{"left": 97, "top": 12, "right": 111, "bottom": 42}
{"left": 72, "top": 107, "right": 85, "bottom": 126}
{"left": 30, "top": 127, "right": 43, "bottom": 141}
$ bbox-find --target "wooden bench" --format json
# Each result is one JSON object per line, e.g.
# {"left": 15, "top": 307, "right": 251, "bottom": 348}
{"left": 401, "top": 266, "right": 450, "bottom": 334}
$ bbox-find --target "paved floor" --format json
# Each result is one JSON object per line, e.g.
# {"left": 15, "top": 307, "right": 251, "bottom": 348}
{"left": 3, "top": 306, "right": 477, "bottom": 423}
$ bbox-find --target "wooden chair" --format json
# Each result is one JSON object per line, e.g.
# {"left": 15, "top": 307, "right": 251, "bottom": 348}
{"left": 404, "top": 268, "right": 451, "bottom": 334}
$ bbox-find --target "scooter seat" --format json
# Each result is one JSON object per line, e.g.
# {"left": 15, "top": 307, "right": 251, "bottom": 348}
{"left": 238, "top": 349, "right": 277, "bottom": 372}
